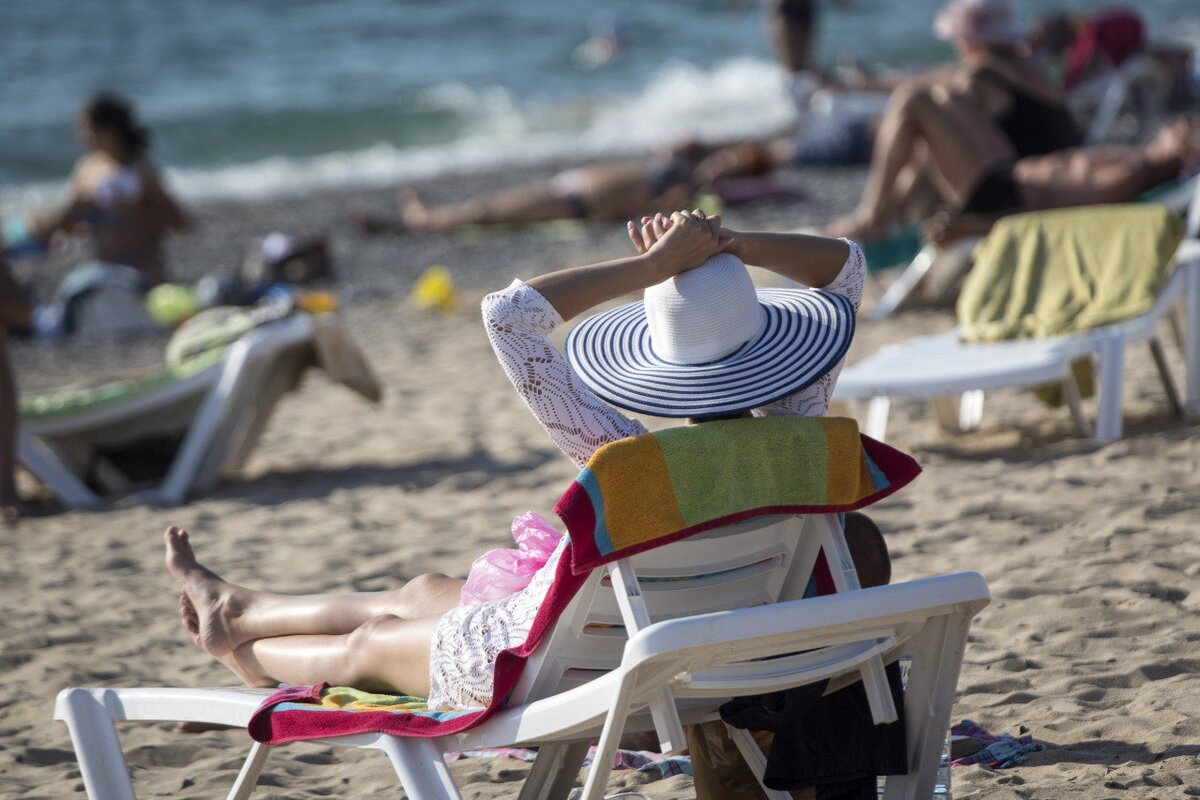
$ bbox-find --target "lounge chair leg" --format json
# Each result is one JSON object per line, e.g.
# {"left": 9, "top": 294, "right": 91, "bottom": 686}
{"left": 158, "top": 341, "right": 254, "bottom": 506}
{"left": 930, "top": 397, "right": 960, "bottom": 433}
{"left": 884, "top": 612, "right": 965, "bottom": 800}
{"left": 517, "top": 740, "right": 590, "bottom": 800}
{"left": 380, "top": 736, "right": 460, "bottom": 799}
{"left": 17, "top": 431, "right": 103, "bottom": 509}
{"left": 55, "top": 688, "right": 137, "bottom": 800}
{"left": 1185, "top": 261, "right": 1200, "bottom": 417}
{"left": 725, "top": 724, "right": 794, "bottom": 800}
{"left": 608, "top": 560, "right": 685, "bottom": 752}
{"left": 1062, "top": 375, "right": 1092, "bottom": 438}
{"left": 1095, "top": 333, "right": 1126, "bottom": 441}
{"left": 870, "top": 245, "right": 937, "bottom": 320}
{"left": 957, "top": 390, "right": 985, "bottom": 431}
{"left": 865, "top": 397, "right": 891, "bottom": 441}
{"left": 1149, "top": 338, "right": 1185, "bottom": 419}
{"left": 579, "top": 676, "right": 636, "bottom": 800}
{"left": 1169, "top": 305, "right": 1186, "bottom": 351}
{"left": 225, "top": 742, "right": 271, "bottom": 800}
{"left": 814, "top": 515, "right": 898, "bottom": 725}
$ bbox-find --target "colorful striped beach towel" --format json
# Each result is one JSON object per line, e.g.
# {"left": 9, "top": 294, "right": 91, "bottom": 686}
{"left": 248, "top": 417, "right": 920, "bottom": 746}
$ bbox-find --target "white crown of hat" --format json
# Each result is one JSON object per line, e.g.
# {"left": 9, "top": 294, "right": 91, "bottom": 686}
{"left": 643, "top": 253, "right": 767, "bottom": 365}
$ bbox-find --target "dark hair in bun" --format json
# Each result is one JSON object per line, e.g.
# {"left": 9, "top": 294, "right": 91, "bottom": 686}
{"left": 83, "top": 92, "right": 150, "bottom": 161}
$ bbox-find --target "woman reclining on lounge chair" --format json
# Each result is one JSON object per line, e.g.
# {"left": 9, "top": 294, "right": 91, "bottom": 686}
{"left": 922, "top": 117, "right": 1200, "bottom": 243}
{"left": 164, "top": 211, "right": 884, "bottom": 710}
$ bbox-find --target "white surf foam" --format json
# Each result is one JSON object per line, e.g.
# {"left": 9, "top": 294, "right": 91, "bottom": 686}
{"left": 1, "top": 57, "right": 797, "bottom": 214}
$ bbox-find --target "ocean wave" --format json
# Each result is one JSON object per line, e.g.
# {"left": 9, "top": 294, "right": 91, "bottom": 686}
{"left": 1, "top": 57, "right": 796, "bottom": 214}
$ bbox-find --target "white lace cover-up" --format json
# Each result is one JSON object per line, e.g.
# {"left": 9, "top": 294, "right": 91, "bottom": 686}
{"left": 425, "top": 242, "right": 866, "bottom": 711}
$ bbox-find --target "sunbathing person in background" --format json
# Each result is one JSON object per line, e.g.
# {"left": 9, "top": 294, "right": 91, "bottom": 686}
{"left": 356, "top": 142, "right": 772, "bottom": 233}
{"left": 10, "top": 93, "right": 189, "bottom": 287}
{"left": 0, "top": 259, "right": 32, "bottom": 522}
{"left": 163, "top": 211, "right": 883, "bottom": 715}
{"left": 923, "top": 117, "right": 1200, "bottom": 243}
{"left": 828, "top": 0, "right": 1081, "bottom": 240}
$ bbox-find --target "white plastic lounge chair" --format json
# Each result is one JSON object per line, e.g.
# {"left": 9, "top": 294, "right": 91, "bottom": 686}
{"left": 19, "top": 313, "right": 378, "bottom": 508}
{"left": 837, "top": 235, "right": 1200, "bottom": 442}
{"left": 1075, "top": 54, "right": 1170, "bottom": 146}
{"left": 868, "top": 175, "right": 1200, "bottom": 322}
{"left": 55, "top": 512, "right": 990, "bottom": 800}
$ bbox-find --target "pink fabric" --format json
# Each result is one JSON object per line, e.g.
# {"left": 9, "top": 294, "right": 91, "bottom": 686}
{"left": 459, "top": 511, "right": 563, "bottom": 606}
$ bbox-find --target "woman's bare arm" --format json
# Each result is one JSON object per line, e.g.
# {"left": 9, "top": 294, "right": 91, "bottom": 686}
{"left": 721, "top": 230, "right": 850, "bottom": 288}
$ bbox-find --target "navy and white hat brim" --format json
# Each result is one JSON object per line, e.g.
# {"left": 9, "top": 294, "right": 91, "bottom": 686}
{"left": 565, "top": 288, "right": 855, "bottom": 418}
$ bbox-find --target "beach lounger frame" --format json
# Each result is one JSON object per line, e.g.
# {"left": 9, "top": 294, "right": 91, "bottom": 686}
{"left": 837, "top": 238, "right": 1200, "bottom": 441}
{"left": 54, "top": 512, "right": 989, "bottom": 800}
{"left": 18, "top": 313, "right": 316, "bottom": 508}
{"left": 868, "top": 176, "right": 1200, "bottom": 322}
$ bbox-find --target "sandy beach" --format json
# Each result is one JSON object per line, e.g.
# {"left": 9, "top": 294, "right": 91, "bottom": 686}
{"left": 3, "top": 162, "right": 1200, "bottom": 799}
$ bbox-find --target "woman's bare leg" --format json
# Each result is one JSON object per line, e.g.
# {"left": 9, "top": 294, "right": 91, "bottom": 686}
{"left": 400, "top": 185, "right": 583, "bottom": 231}
{"left": 828, "top": 84, "right": 1014, "bottom": 237}
{"left": 229, "top": 614, "right": 444, "bottom": 695}
{"left": 164, "top": 527, "right": 463, "bottom": 658}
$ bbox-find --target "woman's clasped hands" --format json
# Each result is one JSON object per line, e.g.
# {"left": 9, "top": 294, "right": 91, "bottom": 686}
{"left": 626, "top": 209, "right": 740, "bottom": 280}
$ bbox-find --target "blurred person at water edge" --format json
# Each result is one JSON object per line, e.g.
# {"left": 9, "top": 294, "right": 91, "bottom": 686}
{"left": 5, "top": 93, "right": 189, "bottom": 288}
{"left": 827, "top": 0, "right": 1082, "bottom": 241}
{"left": 0, "top": 259, "right": 32, "bottom": 522}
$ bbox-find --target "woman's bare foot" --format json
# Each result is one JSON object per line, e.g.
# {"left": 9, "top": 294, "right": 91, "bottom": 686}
{"left": 399, "top": 188, "right": 439, "bottom": 232}
{"left": 164, "top": 527, "right": 250, "bottom": 659}
{"left": 825, "top": 210, "right": 890, "bottom": 241}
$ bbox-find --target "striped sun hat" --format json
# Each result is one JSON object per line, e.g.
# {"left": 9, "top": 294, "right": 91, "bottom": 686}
{"left": 565, "top": 253, "right": 855, "bottom": 418}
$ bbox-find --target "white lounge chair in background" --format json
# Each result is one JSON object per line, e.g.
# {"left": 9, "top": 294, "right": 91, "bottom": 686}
{"left": 55, "top": 510, "right": 989, "bottom": 800}
{"left": 868, "top": 175, "right": 1200, "bottom": 322}
{"left": 837, "top": 236, "right": 1200, "bottom": 442}
{"left": 19, "top": 313, "right": 380, "bottom": 508}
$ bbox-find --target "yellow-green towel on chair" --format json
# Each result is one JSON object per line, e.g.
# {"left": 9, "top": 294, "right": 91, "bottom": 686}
{"left": 956, "top": 205, "right": 1184, "bottom": 404}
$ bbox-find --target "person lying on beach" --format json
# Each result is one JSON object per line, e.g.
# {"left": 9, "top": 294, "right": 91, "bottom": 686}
{"left": 10, "top": 93, "right": 189, "bottom": 288}
{"left": 0, "top": 259, "right": 32, "bottom": 522}
{"left": 163, "top": 211, "right": 884, "bottom": 717}
{"left": 355, "top": 142, "right": 772, "bottom": 233}
{"left": 827, "top": 0, "right": 1082, "bottom": 240}
{"left": 919, "top": 117, "right": 1200, "bottom": 243}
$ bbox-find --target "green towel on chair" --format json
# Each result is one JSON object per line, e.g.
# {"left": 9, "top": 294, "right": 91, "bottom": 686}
{"left": 958, "top": 205, "right": 1183, "bottom": 342}
{"left": 956, "top": 204, "right": 1184, "bottom": 405}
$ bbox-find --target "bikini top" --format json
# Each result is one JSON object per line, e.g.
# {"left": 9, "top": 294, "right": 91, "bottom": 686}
{"left": 980, "top": 67, "right": 1083, "bottom": 158}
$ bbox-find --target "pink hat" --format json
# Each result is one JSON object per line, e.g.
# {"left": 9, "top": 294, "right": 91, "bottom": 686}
{"left": 934, "top": 0, "right": 1024, "bottom": 45}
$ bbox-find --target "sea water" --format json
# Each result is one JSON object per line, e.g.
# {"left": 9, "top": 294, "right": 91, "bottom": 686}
{"left": 2, "top": 0, "right": 1199, "bottom": 213}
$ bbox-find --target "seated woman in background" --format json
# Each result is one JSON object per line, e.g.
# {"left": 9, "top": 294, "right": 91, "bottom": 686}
{"left": 0, "top": 258, "right": 32, "bottom": 522}
{"left": 17, "top": 93, "right": 189, "bottom": 287}
{"left": 924, "top": 117, "right": 1200, "bottom": 243}
{"left": 828, "top": 0, "right": 1081, "bottom": 240}
{"left": 161, "top": 210, "right": 885, "bottom": 713}
{"left": 356, "top": 142, "right": 773, "bottom": 233}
